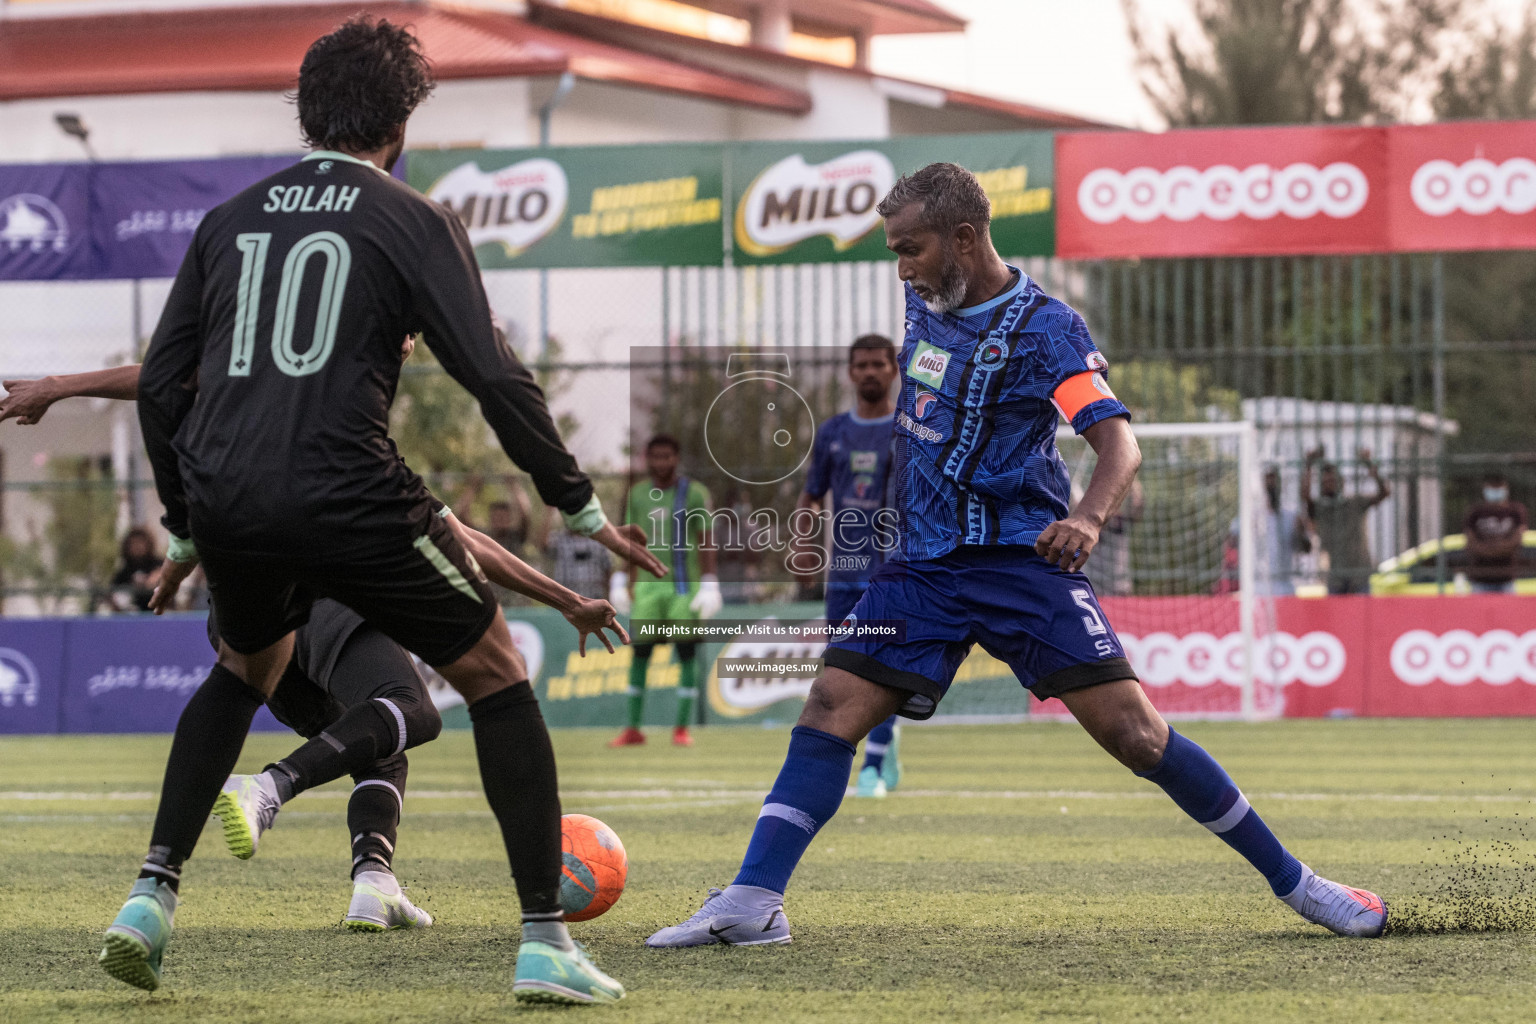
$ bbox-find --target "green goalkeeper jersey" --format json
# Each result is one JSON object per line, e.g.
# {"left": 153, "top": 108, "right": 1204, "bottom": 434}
{"left": 625, "top": 476, "right": 711, "bottom": 593}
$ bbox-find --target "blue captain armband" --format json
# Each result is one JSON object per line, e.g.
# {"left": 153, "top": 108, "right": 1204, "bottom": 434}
{"left": 562, "top": 494, "right": 609, "bottom": 537}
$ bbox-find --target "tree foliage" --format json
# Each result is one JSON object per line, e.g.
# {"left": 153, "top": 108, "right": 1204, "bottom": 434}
{"left": 1123, "top": 0, "right": 1467, "bottom": 126}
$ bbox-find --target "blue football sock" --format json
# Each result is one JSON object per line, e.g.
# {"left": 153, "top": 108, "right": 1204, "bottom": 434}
{"left": 1136, "top": 728, "right": 1304, "bottom": 898}
{"left": 733, "top": 726, "right": 856, "bottom": 893}
{"left": 863, "top": 716, "right": 896, "bottom": 772}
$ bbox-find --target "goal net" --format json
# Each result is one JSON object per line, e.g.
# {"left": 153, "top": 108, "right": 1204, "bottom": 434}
{"left": 931, "top": 421, "right": 1282, "bottom": 723}
{"left": 1054, "top": 421, "right": 1280, "bottom": 721}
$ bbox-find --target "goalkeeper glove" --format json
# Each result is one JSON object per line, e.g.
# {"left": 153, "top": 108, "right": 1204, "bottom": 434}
{"left": 689, "top": 575, "right": 723, "bottom": 619}
{"left": 608, "top": 571, "right": 632, "bottom": 616}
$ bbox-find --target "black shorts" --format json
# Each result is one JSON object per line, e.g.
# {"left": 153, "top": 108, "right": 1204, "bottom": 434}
{"left": 200, "top": 512, "right": 498, "bottom": 668}
{"left": 265, "top": 624, "right": 432, "bottom": 738}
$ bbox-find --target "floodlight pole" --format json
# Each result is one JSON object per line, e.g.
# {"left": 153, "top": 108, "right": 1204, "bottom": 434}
{"left": 536, "top": 72, "right": 576, "bottom": 362}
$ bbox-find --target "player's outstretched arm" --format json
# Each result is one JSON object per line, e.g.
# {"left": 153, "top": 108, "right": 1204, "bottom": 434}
{"left": 445, "top": 511, "right": 628, "bottom": 654}
{"left": 0, "top": 365, "right": 142, "bottom": 424}
{"left": 589, "top": 520, "right": 667, "bottom": 579}
{"left": 1036, "top": 416, "right": 1141, "bottom": 572}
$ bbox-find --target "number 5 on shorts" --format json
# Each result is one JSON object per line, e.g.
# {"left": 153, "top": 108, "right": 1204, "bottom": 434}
{"left": 1071, "top": 589, "right": 1108, "bottom": 637}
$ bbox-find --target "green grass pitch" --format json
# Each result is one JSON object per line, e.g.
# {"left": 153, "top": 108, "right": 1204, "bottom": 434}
{"left": 3, "top": 718, "right": 1536, "bottom": 1023}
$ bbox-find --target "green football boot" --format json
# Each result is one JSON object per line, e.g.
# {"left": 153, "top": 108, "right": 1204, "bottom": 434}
{"left": 881, "top": 724, "right": 902, "bottom": 792}
{"left": 855, "top": 764, "right": 887, "bottom": 798}
{"left": 512, "top": 940, "right": 625, "bottom": 1004}
{"left": 99, "top": 877, "right": 177, "bottom": 991}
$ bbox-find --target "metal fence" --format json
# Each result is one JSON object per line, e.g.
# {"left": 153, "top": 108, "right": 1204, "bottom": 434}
{"left": 1, "top": 251, "right": 1529, "bottom": 611}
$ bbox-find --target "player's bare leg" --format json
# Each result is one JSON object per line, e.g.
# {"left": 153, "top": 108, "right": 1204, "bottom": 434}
{"left": 101, "top": 636, "right": 294, "bottom": 990}
{"left": 647, "top": 668, "right": 903, "bottom": 948}
{"left": 1061, "top": 679, "right": 1386, "bottom": 937}
{"left": 435, "top": 617, "right": 623, "bottom": 1003}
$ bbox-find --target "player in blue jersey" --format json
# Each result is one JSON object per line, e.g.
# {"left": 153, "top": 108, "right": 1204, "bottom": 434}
{"left": 648, "top": 163, "right": 1386, "bottom": 949}
{"left": 796, "top": 334, "right": 902, "bottom": 798}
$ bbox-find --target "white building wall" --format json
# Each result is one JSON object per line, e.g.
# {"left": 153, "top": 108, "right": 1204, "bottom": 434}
{"left": 0, "top": 78, "right": 535, "bottom": 162}
{"left": 538, "top": 80, "right": 738, "bottom": 145}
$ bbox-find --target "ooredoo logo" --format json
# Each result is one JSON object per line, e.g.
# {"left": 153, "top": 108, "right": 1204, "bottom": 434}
{"left": 1121, "top": 631, "right": 1346, "bottom": 689}
{"left": 1077, "top": 163, "right": 1369, "bottom": 225}
{"left": 1410, "top": 158, "right": 1536, "bottom": 217}
{"left": 1390, "top": 629, "right": 1536, "bottom": 685}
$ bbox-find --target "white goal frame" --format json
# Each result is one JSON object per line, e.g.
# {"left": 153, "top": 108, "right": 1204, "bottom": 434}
{"left": 1059, "top": 420, "right": 1267, "bottom": 721}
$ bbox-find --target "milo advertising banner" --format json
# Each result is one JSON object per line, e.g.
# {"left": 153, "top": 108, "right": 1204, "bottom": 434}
{"left": 426, "top": 603, "right": 1033, "bottom": 729}
{"left": 729, "top": 132, "right": 1055, "bottom": 265}
{"left": 405, "top": 143, "right": 724, "bottom": 268}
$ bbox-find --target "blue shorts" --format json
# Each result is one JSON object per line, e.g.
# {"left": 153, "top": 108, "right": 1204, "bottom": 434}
{"left": 823, "top": 545, "right": 1136, "bottom": 720}
{"left": 824, "top": 583, "right": 868, "bottom": 628}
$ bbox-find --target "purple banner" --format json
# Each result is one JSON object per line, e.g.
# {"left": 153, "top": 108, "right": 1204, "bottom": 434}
{"left": 0, "top": 620, "right": 67, "bottom": 735}
{"left": 0, "top": 156, "right": 297, "bottom": 281}
{"left": 93, "top": 157, "right": 296, "bottom": 280}
{"left": 52, "top": 616, "right": 281, "bottom": 734}
{"left": 0, "top": 163, "right": 93, "bottom": 280}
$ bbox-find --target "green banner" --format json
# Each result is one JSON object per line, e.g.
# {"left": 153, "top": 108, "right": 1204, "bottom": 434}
{"left": 728, "top": 132, "right": 1055, "bottom": 265}
{"left": 405, "top": 143, "right": 724, "bottom": 268}
{"left": 434, "top": 603, "right": 1034, "bottom": 729}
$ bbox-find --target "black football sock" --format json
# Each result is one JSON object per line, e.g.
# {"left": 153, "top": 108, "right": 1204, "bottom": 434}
{"left": 348, "top": 753, "right": 408, "bottom": 879}
{"left": 273, "top": 691, "right": 437, "bottom": 798}
{"left": 140, "top": 663, "right": 265, "bottom": 891}
{"left": 467, "top": 682, "right": 565, "bottom": 923}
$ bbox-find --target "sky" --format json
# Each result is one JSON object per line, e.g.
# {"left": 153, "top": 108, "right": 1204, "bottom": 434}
{"left": 869, "top": 0, "right": 1533, "bottom": 129}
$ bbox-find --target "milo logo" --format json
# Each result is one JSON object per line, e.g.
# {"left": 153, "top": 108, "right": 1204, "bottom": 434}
{"left": 907, "top": 340, "right": 950, "bottom": 386}
{"left": 427, "top": 158, "right": 568, "bottom": 258}
{"left": 735, "top": 150, "right": 896, "bottom": 257}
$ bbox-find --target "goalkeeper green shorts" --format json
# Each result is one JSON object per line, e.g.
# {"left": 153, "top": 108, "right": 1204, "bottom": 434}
{"left": 631, "top": 580, "right": 700, "bottom": 622}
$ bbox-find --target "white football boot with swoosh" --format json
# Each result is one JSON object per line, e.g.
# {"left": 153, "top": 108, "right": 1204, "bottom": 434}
{"left": 646, "top": 886, "right": 792, "bottom": 948}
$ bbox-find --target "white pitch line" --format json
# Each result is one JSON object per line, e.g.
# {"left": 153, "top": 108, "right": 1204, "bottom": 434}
{"left": 3, "top": 788, "right": 1533, "bottom": 804}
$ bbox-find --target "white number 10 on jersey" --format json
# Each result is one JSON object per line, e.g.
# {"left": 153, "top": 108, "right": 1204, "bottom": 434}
{"left": 229, "top": 231, "right": 352, "bottom": 377}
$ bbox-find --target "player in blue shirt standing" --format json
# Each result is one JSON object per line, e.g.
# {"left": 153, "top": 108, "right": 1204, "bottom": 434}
{"left": 797, "top": 334, "right": 902, "bottom": 798}
{"left": 648, "top": 162, "right": 1386, "bottom": 949}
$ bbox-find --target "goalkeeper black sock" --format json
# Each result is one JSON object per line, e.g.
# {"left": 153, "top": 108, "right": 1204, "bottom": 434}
{"left": 140, "top": 663, "right": 265, "bottom": 888}
{"left": 468, "top": 682, "right": 564, "bottom": 918}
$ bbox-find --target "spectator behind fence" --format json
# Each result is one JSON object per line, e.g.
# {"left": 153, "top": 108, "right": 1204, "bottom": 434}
{"left": 1264, "top": 468, "right": 1310, "bottom": 595}
{"left": 451, "top": 474, "right": 535, "bottom": 555}
{"left": 109, "top": 527, "right": 162, "bottom": 612}
{"left": 1304, "top": 447, "right": 1390, "bottom": 595}
{"left": 547, "top": 524, "right": 614, "bottom": 601}
{"left": 1463, "top": 472, "right": 1527, "bottom": 594}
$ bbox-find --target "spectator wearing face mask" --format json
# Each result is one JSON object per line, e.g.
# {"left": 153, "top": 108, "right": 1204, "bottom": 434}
{"left": 1464, "top": 473, "right": 1527, "bottom": 594}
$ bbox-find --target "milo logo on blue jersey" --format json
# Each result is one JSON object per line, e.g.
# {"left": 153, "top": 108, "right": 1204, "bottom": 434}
{"left": 908, "top": 340, "right": 950, "bottom": 386}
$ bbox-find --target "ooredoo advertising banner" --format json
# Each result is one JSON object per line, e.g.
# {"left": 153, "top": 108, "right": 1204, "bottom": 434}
{"left": 729, "top": 132, "right": 1055, "bottom": 265}
{"left": 1388, "top": 120, "right": 1536, "bottom": 252}
{"left": 1056, "top": 125, "right": 1391, "bottom": 259}
{"left": 406, "top": 143, "right": 725, "bottom": 268}
{"left": 1029, "top": 595, "right": 1536, "bottom": 720}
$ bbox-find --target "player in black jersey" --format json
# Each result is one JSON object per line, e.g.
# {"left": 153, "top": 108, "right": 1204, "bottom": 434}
{"left": 6, "top": 353, "right": 643, "bottom": 935}
{"left": 96, "top": 17, "right": 634, "bottom": 1002}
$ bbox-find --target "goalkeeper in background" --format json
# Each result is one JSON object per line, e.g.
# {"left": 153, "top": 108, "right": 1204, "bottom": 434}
{"left": 609, "top": 434, "right": 721, "bottom": 747}
{"left": 795, "top": 334, "right": 901, "bottom": 798}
